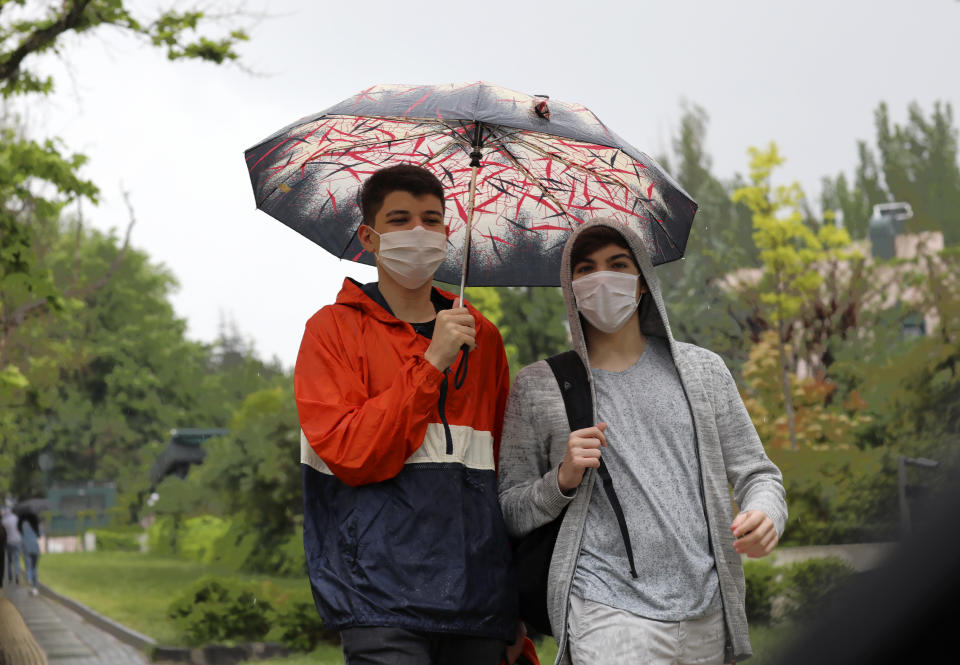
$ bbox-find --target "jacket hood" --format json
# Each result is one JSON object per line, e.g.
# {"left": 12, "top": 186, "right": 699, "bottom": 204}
{"left": 560, "top": 218, "right": 676, "bottom": 369}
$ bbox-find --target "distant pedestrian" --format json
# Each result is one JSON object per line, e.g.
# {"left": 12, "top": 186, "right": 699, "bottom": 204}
{"left": 19, "top": 513, "right": 40, "bottom": 596}
{"left": 1, "top": 507, "right": 20, "bottom": 585}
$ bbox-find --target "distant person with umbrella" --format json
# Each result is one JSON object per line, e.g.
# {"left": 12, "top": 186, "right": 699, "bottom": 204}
{"left": 18, "top": 511, "right": 40, "bottom": 596}
{"left": 294, "top": 164, "right": 530, "bottom": 665}
{"left": 498, "top": 219, "right": 787, "bottom": 665}
{"left": 1, "top": 506, "right": 21, "bottom": 586}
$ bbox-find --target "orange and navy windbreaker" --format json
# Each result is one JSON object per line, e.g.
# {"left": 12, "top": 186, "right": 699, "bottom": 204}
{"left": 295, "top": 278, "right": 518, "bottom": 640}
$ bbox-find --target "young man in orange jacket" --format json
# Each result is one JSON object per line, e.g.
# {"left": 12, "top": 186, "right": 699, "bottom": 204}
{"left": 295, "top": 164, "right": 533, "bottom": 665}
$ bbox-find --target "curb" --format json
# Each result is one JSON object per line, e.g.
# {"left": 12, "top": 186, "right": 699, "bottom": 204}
{"left": 37, "top": 584, "right": 290, "bottom": 664}
{"left": 38, "top": 583, "right": 156, "bottom": 650}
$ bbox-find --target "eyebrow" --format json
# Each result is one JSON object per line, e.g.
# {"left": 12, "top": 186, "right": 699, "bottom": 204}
{"left": 384, "top": 209, "right": 444, "bottom": 217}
{"left": 606, "top": 252, "right": 635, "bottom": 263}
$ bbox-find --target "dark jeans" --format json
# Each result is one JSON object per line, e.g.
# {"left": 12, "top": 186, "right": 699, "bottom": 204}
{"left": 340, "top": 626, "right": 506, "bottom": 665}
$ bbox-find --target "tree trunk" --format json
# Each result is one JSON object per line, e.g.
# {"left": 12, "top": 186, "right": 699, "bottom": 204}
{"left": 778, "top": 318, "right": 799, "bottom": 450}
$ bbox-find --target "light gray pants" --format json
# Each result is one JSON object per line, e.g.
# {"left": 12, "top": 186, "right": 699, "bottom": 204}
{"left": 567, "top": 595, "right": 726, "bottom": 665}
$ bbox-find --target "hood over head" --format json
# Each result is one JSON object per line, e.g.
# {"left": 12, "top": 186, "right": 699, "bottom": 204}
{"left": 560, "top": 217, "right": 676, "bottom": 367}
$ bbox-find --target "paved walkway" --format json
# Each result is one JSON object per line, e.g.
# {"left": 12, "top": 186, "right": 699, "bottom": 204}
{"left": 2, "top": 584, "right": 149, "bottom": 665}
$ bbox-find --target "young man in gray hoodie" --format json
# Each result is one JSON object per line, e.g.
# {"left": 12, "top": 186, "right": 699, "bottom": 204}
{"left": 498, "top": 219, "right": 787, "bottom": 665}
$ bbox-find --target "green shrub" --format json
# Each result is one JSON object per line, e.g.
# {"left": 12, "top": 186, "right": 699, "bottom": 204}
{"left": 208, "top": 521, "right": 262, "bottom": 571}
{"left": 743, "top": 559, "right": 781, "bottom": 624}
{"left": 167, "top": 576, "right": 273, "bottom": 645}
{"left": 179, "top": 516, "right": 232, "bottom": 563}
{"left": 92, "top": 529, "right": 141, "bottom": 552}
{"left": 146, "top": 515, "right": 178, "bottom": 556}
{"left": 274, "top": 601, "right": 335, "bottom": 652}
{"left": 274, "top": 527, "right": 306, "bottom": 577}
{"left": 781, "top": 557, "right": 855, "bottom": 621}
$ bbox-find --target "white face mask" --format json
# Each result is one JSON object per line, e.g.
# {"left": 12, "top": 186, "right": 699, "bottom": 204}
{"left": 572, "top": 270, "right": 641, "bottom": 334}
{"left": 371, "top": 226, "right": 448, "bottom": 289}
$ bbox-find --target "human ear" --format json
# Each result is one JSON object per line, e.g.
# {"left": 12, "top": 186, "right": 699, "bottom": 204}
{"left": 357, "top": 224, "right": 379, "bottom": 253}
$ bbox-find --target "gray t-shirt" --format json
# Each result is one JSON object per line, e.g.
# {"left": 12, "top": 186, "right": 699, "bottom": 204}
{"left": 571, "top": 336, "right": 721, "bottom": 621}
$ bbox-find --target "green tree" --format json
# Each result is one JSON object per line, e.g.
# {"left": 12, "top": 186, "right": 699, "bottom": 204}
{"left": 656, "top": 103, "right": 759, "bottom": 366}
{"left": 186, "top": 386, "right": 303, "bottom": 574}
{"left": 462, "top": 283, "right": 568, "bottom": 375}
{"left": 733, "top": 144, "right": 857, "bottom": 450}
{"left": 875, "top": 101, "right": 960, "bottom": 244}
{"left": 822, "top": 101, "right": 960, "bottom": 246}
{"left": 0, "top": 0, "right": 250, "bottom": 492}
{"left": 820, "top": 140, "right": 888, "bottom": 241}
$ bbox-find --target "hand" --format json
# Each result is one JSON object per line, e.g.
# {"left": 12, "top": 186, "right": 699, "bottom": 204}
{"left": 557, "top": 423, "right": 607, "bottom": 492}
{"left": 731, "top": 510, "right": 778, "bottom": 558}
{"left": 424, "top": 307, "right": 476, "bottom": 371}
{"left": 505, "top": 621, "right": 527, "bottom": 664}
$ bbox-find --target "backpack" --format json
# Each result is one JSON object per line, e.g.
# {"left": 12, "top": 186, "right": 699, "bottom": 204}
{"left": 512, "top": 351, "right": 637, "bottom": 636}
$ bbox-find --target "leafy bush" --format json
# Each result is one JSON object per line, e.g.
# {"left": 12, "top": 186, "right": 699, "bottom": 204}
{"left": 274, "top": 601, "right": 335, "bottom": 652}
{"left": 781, "top": 557, "right": 854, "bottom": 621}
{"left": 146, "top": 515, "right": 178, "bottom": 556}
{"left": 91, "top": 529, "right": 141, "bottom": 552}
{"left": 743, "top": 559, "right": 781, "bottom": 624}
{"left": 167, "top": 576, "right": 273, "bottom": 645}
{"left": 275, "top": 527, "right": 306, "bottom": 577}
{"left": 179, "top": 515, "right": 232, "bottom": 563}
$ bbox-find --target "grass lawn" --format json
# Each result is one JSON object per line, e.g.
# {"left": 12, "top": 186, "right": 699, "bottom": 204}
{"left": 46, "top": 552, "right": 792, "bottom": 664}
{"left": 41, "top": 551, "right": 560, "bottom": 663}
{"left": 41, "top": 551, "right": 314, "bottom": 646}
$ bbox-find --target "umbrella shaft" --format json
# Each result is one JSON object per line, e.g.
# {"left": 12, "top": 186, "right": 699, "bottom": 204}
{"left": 457, "top": 163, "right": 480, "bottom": 305}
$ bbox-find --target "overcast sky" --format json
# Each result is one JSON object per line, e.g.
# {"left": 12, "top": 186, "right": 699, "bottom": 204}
{"left": 23, "top": 0, "right": 960, "bottom": 368}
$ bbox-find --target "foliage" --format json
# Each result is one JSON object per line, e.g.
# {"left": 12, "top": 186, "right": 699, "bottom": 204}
{"left": 823, "top": 101, "right": 960, "bottom": 246}
{"left": 820, "top": 140, "right": 889, "bottom": 241}
{"left": 91, "top": 528, "right": 140, "bottom": 552}
{"left": 168, "top": 575, "right": 273, "bottom": 645}
{"left": 0, "top": 1, "right": 248, "bottom": 97}
{"left": 464, "top": 285, "right": 568, "bottom": 375}
{"left": 780, "top": 557, "right": 855, "bottom": 622}
{"left": 166, "top": 386, "right": 303, "bottom": 574}
{"left": 0, "top": 0, "right": 251, "bottom": 495}
{"left": 732, "top": 143, "right": 861, "bottom": 449}
{"left": 741, "top": 331, "right": 872, "bottom": 450}
{"left": 769, "top": 447, "right": 898, "bottom": 545}
{"left": 40, "top": 551, "right": 315, "bottom": 646}
{"left": 743, "top": 559, "right": 781, "bottom": 624}
{"left": 274, "top": 601, "right": 336, "bottom": 652}
{"left": 657, "top": 102, "right": 759, "bottom": 366}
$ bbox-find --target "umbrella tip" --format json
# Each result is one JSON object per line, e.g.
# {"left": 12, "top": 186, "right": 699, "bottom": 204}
{"left": 534, "top": 95, "right": 550, "bottom": 120}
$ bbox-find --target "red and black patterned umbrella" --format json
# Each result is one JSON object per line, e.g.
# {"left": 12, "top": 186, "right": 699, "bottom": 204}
{"left": 245, "top": 81, "right": 697, "bottom": 288}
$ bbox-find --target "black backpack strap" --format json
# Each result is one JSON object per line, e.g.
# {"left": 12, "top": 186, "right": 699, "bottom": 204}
{"left": 544, "top": 352, "right": 638, "bottom": 579}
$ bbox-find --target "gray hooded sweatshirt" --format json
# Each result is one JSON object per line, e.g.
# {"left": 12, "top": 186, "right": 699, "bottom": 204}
{"left": 498, "top": 219, "right": 787, "bottom": 664}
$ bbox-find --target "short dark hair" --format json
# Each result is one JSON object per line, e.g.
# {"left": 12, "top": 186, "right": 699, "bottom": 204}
{"left": 571, "top": 225, "right": 635, "bottom": 270}
{"left": 359, "top": 164, "right": 445, "bottom": 226}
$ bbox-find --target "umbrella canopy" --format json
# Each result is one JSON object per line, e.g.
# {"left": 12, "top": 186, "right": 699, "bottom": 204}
{"left": 245, "top": 81, "right": 697, "bottom": 287}
{"left": 12, "top": 498, "right": 50, "bottom": 516}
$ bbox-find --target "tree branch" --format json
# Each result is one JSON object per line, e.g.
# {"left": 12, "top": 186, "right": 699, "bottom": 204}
{"left": 0, "top": 0, "right": 93, "bottom": 84}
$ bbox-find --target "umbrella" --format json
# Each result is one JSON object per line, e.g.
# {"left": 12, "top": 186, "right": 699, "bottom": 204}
{"left": 245, "top": 82, "right": 697, "bottom": 290}
{"left": 12, "top": 498, "right": 51, "bottom": 516}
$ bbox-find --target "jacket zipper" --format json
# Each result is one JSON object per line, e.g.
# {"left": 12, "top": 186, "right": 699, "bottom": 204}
{"left": 437, "top": 371, "right": 454, "bottom": 455}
